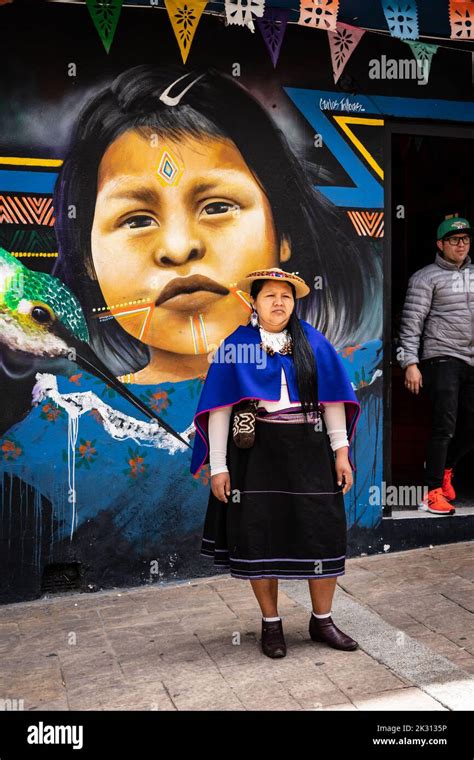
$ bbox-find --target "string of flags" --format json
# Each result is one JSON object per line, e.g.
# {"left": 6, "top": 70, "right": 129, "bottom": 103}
{"left": 2, "top": 0, "right": 472, "bottom": 79}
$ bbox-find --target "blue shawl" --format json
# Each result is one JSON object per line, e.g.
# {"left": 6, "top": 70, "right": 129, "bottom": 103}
{"left": 190, "top": 319, "right": 361, "bottom": 475}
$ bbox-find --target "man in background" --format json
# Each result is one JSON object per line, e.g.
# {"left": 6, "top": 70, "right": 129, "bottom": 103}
{"left": 398, "top": 216, "right": 474, "bottom": 515}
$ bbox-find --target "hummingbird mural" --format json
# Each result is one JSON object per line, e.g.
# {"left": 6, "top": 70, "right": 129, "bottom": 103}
{"left": 0, "top": 246, "right": 191, "bottom": 447}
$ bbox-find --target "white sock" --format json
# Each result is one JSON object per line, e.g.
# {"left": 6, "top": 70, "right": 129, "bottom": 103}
{"left": 263, "top": 616, "right": 281, "bottom": 622}
{"left": 312, "top": 611, "right": 331, "bottom": 619}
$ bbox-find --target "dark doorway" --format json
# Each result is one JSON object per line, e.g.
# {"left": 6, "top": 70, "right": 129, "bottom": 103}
{"left": 390, "top": 128, "right": 474, "bottom": 506}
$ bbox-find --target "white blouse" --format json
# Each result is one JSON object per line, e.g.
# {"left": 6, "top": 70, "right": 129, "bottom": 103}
{"left": 208, "top": 328, "right": 349, "bottom": 476}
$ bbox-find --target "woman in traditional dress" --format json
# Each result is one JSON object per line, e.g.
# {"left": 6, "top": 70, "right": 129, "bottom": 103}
{"left": 190, "top": 267, "right": 362, "bottom": 658}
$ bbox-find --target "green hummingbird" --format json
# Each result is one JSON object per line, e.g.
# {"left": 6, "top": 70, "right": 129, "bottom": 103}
{"left": 0, "top": 246, "right": 191, "bottom": 448}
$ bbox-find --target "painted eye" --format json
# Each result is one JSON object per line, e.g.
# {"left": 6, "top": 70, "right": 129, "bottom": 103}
{"left": 203, "top": 202, "right": 236, "bottom": 216}
{"left": 124, "top": 215, "right": 156, "bottom": 229}
{"left": 31, "top": 305, "right": 53, "bottom": 324}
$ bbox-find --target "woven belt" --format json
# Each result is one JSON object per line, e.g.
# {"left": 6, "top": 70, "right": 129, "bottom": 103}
{"left": 256, "top": 406, "right": 322, "bottom": 423}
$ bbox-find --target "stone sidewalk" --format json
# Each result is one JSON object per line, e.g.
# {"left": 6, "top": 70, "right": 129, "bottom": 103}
{"left": 0, "top": 541, "right": 473, "bottom": 711}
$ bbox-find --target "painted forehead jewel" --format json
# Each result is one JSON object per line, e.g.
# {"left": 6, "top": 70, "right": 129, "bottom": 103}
{"left": 159, "top": 72, "right": 206, "bottom": 107}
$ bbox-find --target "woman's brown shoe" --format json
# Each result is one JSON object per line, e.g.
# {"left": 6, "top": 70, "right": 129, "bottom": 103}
{"left": 309, "top": 614, "right": 358, "bottom": 651}
{"left": 261, "top": 618, "right": 287, "bottom": 658}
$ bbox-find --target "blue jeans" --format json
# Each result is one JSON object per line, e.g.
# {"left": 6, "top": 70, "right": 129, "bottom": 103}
{"left": 420, "top": 355, "right": 474, "bottom": 491}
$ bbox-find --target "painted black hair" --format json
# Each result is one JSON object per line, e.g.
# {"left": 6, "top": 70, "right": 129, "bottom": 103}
{"left": 53, "top": 63, "right": 381, "bottom": 375}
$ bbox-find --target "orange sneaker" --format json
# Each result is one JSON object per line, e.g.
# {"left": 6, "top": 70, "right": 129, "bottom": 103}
{"left": 418, "top": 487, "right": 456, "bottom": 515}
{"left": 442, "top": 467, "right": 456, "bottom": 501}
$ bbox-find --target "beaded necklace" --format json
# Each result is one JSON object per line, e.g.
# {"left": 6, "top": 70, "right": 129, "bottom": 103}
{"left": 259, "top": 326, "right": 293, "bottom": 356}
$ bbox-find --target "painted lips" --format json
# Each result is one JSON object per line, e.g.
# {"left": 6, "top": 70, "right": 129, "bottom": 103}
{"left": 155, "top": 275, "right": 229, "bottom": 307}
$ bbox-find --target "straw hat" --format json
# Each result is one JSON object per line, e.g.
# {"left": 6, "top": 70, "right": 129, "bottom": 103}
{"left": 235, "top": 268, "right": 310, "bottom": 299}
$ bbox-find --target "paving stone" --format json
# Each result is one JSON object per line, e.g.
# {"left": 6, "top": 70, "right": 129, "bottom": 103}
{"left": 224, "top": 679, "right": 302, "bottom": 711}
{"left": 411, "top": 631, "right": 472, "bottom": 660}
{"left": 176, "top": 610, "right": 239, "bottom": 632}
{"left": 420, "top": 611, "right": 473, "bottom": 632}
{"left": 439, "top": 631, "right": 474, "bottom": 654}
{"left": 29, "top": 697, "right": 70, "bottom": 711}
{"left": 352, "top": 687, "right": 449, "bottom": 710}
{"left": 97, "top": 606, "right": 152, "bottom": 623}
{"left": 105, "top": 625, "right": 204, "bottom": 658}
{"left": 141, "top": 608, "right": 182, "bottom": 623}
{"left": 118, "top": 652, "right": 213, "bottom": 685}
{"left": 60, "top": 653, "right": 123, "bottom": 687}
{"left": 1, "top": 675, "right": 67, "bottom": 707}
{"left": 163, "top": 672, "right": 244, "bottom": 711}
{"left": 16, "top": 627, "right": 109, "bottom": 655}
{"left": 102, "top": 615, "right": 180, "bottom": 636}
{"left": 439, "top": 588, "right": 474, "bottom": 613}
{"left": 282, "top": 674, "right": 349, "bottom": 709}
{"left": 454, "top": 660, "right": 474, "bottom": 674}
{"left": 68, "top": 680, "right": 175, "bottom": 711}
{"left": 217, "top": 657, "right": 314, "bottom": 685}
{"left": 196, "top": 634, "right": 260, "bottom": 663}
{"left": 326, "top": 669, "right": 408, "bottom": 700}
{"left": 16, "top": 615, "right": 103, "bottom": 634}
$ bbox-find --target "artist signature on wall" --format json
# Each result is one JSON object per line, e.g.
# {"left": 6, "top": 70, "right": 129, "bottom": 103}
{"left": 319, "top": 97, "right": 366, "bottom": 112}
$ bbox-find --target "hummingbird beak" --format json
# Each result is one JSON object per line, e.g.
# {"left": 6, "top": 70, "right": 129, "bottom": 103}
{"left": 67, "top": 336, "right": 192, "bottom": 450}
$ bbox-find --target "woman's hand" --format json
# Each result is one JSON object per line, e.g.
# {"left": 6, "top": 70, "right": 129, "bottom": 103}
{"left": 211, "top": 472, "right": 231, "bottom": 503}
{"left": 335, "top": 449, "right": 353, "bottom": 495}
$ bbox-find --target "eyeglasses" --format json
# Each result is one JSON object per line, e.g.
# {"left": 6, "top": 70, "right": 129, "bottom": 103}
{"left": 445, "top": 235, "right": 471, "bottom": 247}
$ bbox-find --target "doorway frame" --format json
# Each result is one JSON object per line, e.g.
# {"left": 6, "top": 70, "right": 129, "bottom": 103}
{"left": 383, "top": 119, "right": 474, "bottom": 517}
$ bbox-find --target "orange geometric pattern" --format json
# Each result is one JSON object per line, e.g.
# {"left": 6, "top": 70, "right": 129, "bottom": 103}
{"left": 0, "top": 195, "right": 55, "bottom": 226}
{"left": 109, "top": 303, "right": 155, "bottom": 343}
{"left": 347, "top": 211, "right": 384, "bottom": 237}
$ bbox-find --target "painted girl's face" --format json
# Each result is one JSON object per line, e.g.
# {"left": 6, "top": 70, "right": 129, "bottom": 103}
{"left": 90, "top": 129, "right": 290, "bottom": 356}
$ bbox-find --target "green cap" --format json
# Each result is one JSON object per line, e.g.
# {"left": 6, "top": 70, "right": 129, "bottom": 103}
{"left": 437, "top": 217, "right": 472, "bottom": 240}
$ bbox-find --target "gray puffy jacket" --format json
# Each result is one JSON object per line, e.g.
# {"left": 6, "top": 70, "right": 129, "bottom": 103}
{"left": 397, "top": 251, "right": 474, "bottom": 369}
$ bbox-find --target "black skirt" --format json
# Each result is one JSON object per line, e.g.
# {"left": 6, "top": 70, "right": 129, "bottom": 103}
{"left": 200, "top": 407, "right": 347, "bottom": 580}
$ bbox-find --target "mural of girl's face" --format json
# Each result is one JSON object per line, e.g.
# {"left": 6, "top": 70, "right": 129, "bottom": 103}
{"left": 91, "top": 128, "right": 291, "bottom": 358}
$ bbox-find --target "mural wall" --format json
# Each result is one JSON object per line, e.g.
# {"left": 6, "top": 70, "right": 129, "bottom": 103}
{"left": 0, "top": 3, "right": 470, "bottom": 601}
